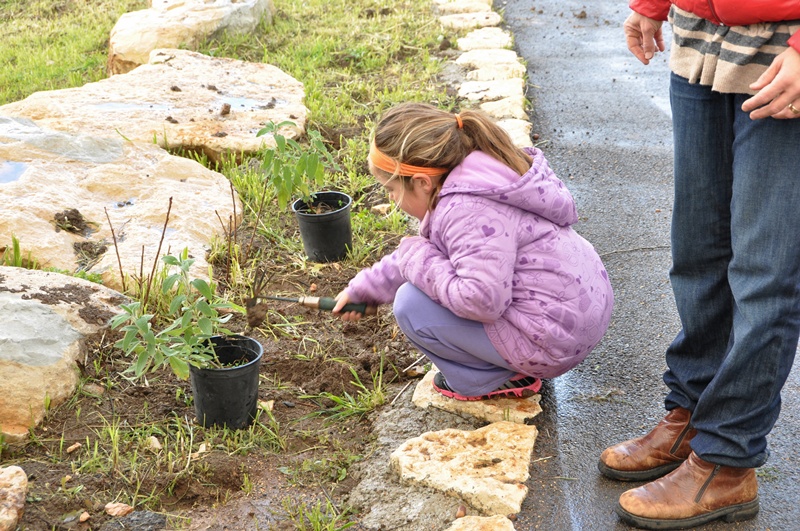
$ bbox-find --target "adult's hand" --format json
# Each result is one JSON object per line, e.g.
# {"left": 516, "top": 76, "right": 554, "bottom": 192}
{"left": 742, "top": 47, "right": 800, "bottom": 120}
{"left": 624, "top": 11, "right": 665, "bottom": 65}
{"left": 332, "top": 290, "right": 362, "bottom": 321}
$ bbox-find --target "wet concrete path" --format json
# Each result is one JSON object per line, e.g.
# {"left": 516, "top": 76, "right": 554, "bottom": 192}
{"left": 500, "top": 0, "right": 800, "bottom": 528}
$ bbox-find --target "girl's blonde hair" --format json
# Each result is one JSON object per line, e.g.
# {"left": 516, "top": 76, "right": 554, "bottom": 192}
{"left": 371, "top": 103, "right": 532, "bottom": 210}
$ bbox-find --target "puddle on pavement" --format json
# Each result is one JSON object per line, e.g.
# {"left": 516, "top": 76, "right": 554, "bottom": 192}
{"left": 0, "top": 161, "right": 28, "bottom": 184}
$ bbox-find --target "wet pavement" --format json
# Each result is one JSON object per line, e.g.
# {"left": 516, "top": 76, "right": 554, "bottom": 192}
{"left": 499, "top": 0, "right": 800, "bottom": 528}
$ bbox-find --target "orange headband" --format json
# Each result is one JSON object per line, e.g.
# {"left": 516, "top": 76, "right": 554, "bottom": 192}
{"left": 369, "top": 142, "right": 449, "bottom": 177}
{"left": 455, "top": 113, "right": 463, "bottom": 129}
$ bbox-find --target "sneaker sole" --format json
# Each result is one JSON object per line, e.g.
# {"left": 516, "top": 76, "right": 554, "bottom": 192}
{"left": 433, "top": 382, "right": 540, "bottom": 401}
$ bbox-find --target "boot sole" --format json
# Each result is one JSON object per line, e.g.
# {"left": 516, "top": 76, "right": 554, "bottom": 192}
{"left": 615, "top": 497, "right": 760, "bottom": 530}
{"left": 597, "top": 459, "right": 683, "bottom": 482}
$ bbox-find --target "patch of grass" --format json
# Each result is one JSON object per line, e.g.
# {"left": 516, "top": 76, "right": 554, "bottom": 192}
{"left": 0, "top": 0, "right": 148, "bottom": 105}
{"left": 280, "top": 497, "right": 357, "bottom": 531}
{"left": 303, "top": 357, "right": 387, "bottom": 422}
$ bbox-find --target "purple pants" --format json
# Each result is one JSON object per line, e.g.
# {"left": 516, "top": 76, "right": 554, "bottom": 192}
{"left": 393, "top": 283, "right": 516, "bottom": 395}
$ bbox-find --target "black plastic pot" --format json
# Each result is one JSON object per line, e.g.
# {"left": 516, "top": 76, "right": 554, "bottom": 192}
{"left": 189, "top": 335, "right": 263, "bottom": 429}
{"left": 291, "top": 191, "right": 353, "bottom": 262}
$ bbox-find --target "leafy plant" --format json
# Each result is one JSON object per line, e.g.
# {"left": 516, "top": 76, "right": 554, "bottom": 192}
{"left": 110, "top": 249, "right": 234, "bottom": 380}
{"left": 256, "top": 121, "right": 340, "bottom": 210}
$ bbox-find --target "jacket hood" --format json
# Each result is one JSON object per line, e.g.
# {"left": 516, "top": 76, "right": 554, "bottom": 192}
{"left": 438, "top": 147, "right": 578, "bottom": 227}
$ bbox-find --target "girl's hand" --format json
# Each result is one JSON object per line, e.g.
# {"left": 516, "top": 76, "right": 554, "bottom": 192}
{"left": 624, "top": 11, "right": 664, "bottom": 65}
{"left": 332, "top": 290, "right": 363, "bottom": 321}
{"left": 742, "top": 47, "right": 800, "bottom": 120}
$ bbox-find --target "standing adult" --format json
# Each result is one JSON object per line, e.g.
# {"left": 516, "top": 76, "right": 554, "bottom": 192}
{"left": 597, "top": 1, "right": 800, "bottom": 529}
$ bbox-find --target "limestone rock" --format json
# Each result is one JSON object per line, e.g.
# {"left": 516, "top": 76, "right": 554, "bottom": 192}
{"left": 0, "top": 48, "right": 307, "bottom": 163}
{"left": 445, "top": 515, "right": 516, "bottom": 531}
{"left": 465, "top": 63, "right": 527, "bottom": 81}
{"left": 457, "top": 27, "right": 513, "bottom": 51}
{"left": 439, "top": 11, "right": 502, "bottom": 30}
{"left": 458, "top": 79, "right": 525, "bottom": 102}
{"left": 390, "top": 421, "right": 538, "bottom": 516}
{"left": 0, "top": 116, "right": 239, "bottom": 289}
{"left": 0, "top": 268, "right": 125, "bottom": 443}
{"left": 455, "top": 49, "right": 522, "bottom": 70}
{"left": 480, "top": 95, "right": 529, "bottom": 120}
{"left": 433, "top": 0, "right": 492, "bottom": 7}
{"left": 109, "top": 0, "right": 276, "bottom": 74}
{"left": 0, "top": 466, "right": 27, "bottom": 531}
{"left": 412, "top": 370, "right": 542, "bottom": 425}
{"left": 497, "top": 118, "right": 533, "bottom": 148}
{"left": 434, "top": 1, "right": 492, "bottom": 15}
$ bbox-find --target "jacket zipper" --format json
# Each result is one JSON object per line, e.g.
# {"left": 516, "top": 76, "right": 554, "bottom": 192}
{"left": 706, "top": 0, "right": 724, "bottom": 25}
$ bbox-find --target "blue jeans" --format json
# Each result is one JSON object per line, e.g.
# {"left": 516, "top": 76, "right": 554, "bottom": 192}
{"left": 393, "top": 283, "right": 516, "bottom": 395}
{"left": 665, "top": 73, "right": 800, "bottom": 468}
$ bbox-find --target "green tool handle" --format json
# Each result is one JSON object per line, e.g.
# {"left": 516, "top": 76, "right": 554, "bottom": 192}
{"left": 314, "top": 297, "right": 377, "bottom": 315}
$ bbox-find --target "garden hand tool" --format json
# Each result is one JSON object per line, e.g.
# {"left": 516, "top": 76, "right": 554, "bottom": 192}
{"left": 264, "top": 295, "right": 377, "bottom": 316}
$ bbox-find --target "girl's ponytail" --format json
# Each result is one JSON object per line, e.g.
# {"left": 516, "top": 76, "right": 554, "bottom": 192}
{"left": 373, "top": 103, "right": 531, "bottom": 177}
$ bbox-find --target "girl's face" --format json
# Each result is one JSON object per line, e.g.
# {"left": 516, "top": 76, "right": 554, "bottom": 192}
{"left": 373, "top": 168, "right": 433, "bottom": 221}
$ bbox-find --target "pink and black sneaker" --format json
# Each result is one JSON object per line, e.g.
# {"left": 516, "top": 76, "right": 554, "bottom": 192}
{"left": 432, "top": 371, "right": 542, "bottom": 401}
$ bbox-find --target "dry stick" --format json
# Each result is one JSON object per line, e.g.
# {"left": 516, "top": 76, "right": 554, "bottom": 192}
{"left": 401, "top": 355, "right": 427, "bottom": 373}
{"left": 138, "top": 246, "right": 145, "bottom": 299}
{"left": 142, "top": 197, "right": 173, "bottom": 310}
{"left": 229, "top": 181, "right": 237, "bottom": 247}
{"left": 390, "top": 380, "right": 414, "bottom": 406}
{"left": 214, "top": 210, "right": 231, "bottom": 286}
{"left": 104, "top": 207, "right": 126, "bottom": 293}
{"left": 227, "top": 215, "right": 233, "bottom": 285}
{"left": 244, "top": 179, "right": 270, "bottom": 262}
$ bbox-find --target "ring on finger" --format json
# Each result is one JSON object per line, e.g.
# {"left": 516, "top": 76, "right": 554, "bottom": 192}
{"left": 789, "top": 102, "right": 800, "bottom": 115}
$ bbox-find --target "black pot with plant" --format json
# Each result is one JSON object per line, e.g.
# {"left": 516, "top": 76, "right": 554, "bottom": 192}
{"left": 257, "top": 122, "right": 352, "bottom": 262}
{"left": 292, "top": 190, "right": 353, "bottom": 262}
{"left": 189, "top": 335, "right": 263, "bottom": 429}
{"left": 111, "top": 249, "right": 263, "bottom": 429}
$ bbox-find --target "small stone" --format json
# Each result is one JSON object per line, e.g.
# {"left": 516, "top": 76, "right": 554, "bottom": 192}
{"left": 79, "top": 511, "right": 90, "bottom": 522}
{"left": 282, "top": 401, "right": 295, "bottom": 408}
{"left": 456, "top": 505, "right": 467, "bottom": 518}
{"left": 105, "top": 502, "right": 134, "bottom": 517}
{"left": 66, "top": 443, "right": 82, "bottom": 454}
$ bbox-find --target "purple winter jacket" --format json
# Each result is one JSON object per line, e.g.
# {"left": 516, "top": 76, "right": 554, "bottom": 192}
{"left": 345, "top": 147, "right": 614, "bottom": 379}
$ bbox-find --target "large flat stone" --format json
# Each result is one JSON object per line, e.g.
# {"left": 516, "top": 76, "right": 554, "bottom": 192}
{"left": 412, "top": 370, "right": 542, "bottom": 425}
{"left": 445, "top": 515, "right": 516, "bottom": 530}
{"left": 0, "top": 116, "right": 239, "bottom": 289}
{"left": 390, "top": 421, "right": 538, "bottom": 516}
{"left": 109, "top": 0, "right": 276, "bottom": 74}
{"left": 0, "top": 268, "right": 125, "bottom": 443}
{"left": 0, "top": 49, "right": 307, "bottom": 163}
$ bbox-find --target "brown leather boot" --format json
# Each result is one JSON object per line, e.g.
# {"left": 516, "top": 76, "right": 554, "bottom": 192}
{"left": 598, "top": 407, "right": 695, "bottom": 481}
{"left": 615, "top": 452, "right": 759, "bottom": 529}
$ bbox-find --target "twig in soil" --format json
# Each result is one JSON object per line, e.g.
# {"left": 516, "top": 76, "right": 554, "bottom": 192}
{"left": 401, "top": 355, "right": 426, "bottom": 373}
{"left": 244, "top": 173, "right": 272, "bottom": 262}
{"left": 214, "top": 210, "right": 232, "bottom": 286}
{"left": 143, "top": 197, "right": 173, "bottom": 309}
{"left": 229, "top": 181, "right": 237, "bottom": 245}
{"left": 390, "top": 381, "right": 414, "bottom": 406}
{"left": 319, "top": 484, "right": 340, "bottom": 516}
{"left": 104, "top": 207, "right": 126, "bottom": 292}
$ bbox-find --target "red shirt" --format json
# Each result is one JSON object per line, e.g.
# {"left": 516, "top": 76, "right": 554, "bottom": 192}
{"left": 630, "top": 0, "right": 800, "bottom": 50}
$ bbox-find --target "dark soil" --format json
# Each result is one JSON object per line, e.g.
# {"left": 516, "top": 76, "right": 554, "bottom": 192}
{"left": 6, "top": 236, "right": 423, "bottom": 530}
